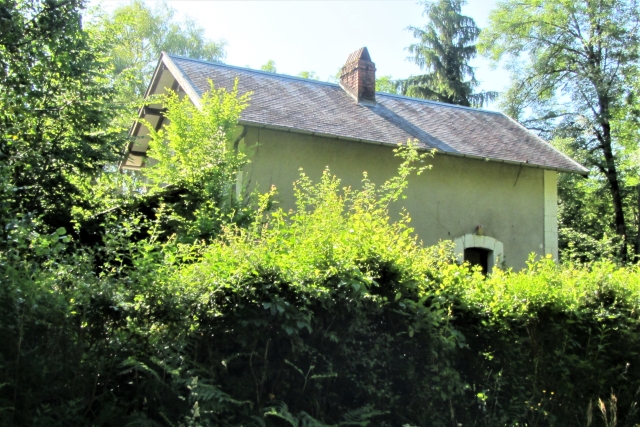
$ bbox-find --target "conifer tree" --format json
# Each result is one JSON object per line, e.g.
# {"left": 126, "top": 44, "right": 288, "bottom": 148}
{"left": 399, "top": 0, "right": 496, "bottom": 108}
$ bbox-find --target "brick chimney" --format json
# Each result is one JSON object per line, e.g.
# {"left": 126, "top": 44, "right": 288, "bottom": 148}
{"left": 340, "top": 47, "right": 376, "bottom": 105}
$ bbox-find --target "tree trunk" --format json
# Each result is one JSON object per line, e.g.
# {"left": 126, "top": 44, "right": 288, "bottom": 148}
{"left": 599, "top": 120, "right": 628, "bottom": 262}
{"left": 636, "top": 183, "right": 640, "bottom": 263}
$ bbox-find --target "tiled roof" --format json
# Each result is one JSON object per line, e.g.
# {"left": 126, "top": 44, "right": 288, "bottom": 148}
{"left": 166, "top": 54, "right": 587, "bottom": 174}
{"left": 345, "top": 47, "right": 371, "bottom": 63}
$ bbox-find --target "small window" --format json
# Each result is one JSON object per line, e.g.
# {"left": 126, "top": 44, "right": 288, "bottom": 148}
{"left": 464, "top": 247, "right": 491, "bottom": 275}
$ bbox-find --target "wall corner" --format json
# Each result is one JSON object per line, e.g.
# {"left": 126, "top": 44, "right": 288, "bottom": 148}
{"left": 543, "top": 170, "right": 558, "bottom": 260}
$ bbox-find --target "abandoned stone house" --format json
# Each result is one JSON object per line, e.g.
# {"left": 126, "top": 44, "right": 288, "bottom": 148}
{"left": 120, "top": 47, "right": 588, "bottom": 272}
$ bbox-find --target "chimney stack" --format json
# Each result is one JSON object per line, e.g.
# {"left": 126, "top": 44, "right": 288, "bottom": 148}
{"left": 340, "top": 47, "right": 376, "bottom": 105}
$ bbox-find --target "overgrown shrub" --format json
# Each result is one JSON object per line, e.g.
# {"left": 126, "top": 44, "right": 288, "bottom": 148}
{"left": 3, "top": 152, "right": 640, "bottom": 426}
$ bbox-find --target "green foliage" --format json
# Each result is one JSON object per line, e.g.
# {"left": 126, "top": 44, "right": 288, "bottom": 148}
{"left": 374, "top": 76, "right": 397, "bottom": 94}
{"left": 85, "top": 79, "right": 256, "bottom": 244}
{"left": 261, "top": 60, "right": 277, "bottom": 73}
{"left": 259, "top": 402, "right": 383, "bottom": 426}
{"left": 136, "top": 80, "right": 254, "bottom": 242}
{"left": 179, "top": 142, "right": 434, "bottom": 297}
{"left": 297, "top": 71, "right": 319, "bottom": 80}
{"left": 88, "top": 0, "right": 226, "bottom": 100}
{"left": 143, "top": 80, "right": 249, "bottom": 191}
{"left": 5, "top": 132, "right": 640, "bottom": 426}
{"left": 551, "top": 135, "right": 626, "bottom": 262}
{"left": 0, "top": 0, "right": 126, "bottom": 232}
{"left": 451, "top": 258, "right": 640, "bottom": 426}
{"left": 398, "top": 0, "right": 497, "bottom": 107}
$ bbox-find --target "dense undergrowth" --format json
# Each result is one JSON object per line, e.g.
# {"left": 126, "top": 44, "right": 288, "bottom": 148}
{"left": 2, "top": 156, "right": 640, "bottom": 426}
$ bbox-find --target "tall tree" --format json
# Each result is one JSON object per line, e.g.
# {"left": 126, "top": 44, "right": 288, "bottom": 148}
{"left": 480, "top": 0, "right": 640, "bottom": 261}
{"left": 0, "top": 0, "right": 124, "bottom": 232}
{"left": 89, "top": 0, "right": 226, "bottom": 99}
{"left": 399, "top": 0, "right": 497, "bottom": 108}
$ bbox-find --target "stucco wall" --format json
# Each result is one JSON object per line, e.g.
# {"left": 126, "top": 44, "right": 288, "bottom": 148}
{"left": 239, "top": 126, "right": 551, "bottom": 271}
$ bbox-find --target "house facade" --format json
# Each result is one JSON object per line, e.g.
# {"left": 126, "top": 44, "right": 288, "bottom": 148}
{"left": 120, "top": 48, "right": 587, "bottom": 271}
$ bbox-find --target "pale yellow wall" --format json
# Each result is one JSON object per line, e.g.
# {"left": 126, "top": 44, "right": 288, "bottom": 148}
{"left": 240, "top": 126, "right": 548, "bottom": 271}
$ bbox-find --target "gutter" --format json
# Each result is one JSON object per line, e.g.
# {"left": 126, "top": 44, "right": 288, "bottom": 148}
{"left": 238, "top": 120, "right": 589, "bottom": 176}
{"left": 233, "top": 126, "right": 248, "bottom": 152}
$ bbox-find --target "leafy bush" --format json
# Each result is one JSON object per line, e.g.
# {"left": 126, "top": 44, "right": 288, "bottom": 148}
{"left": 4, "top": 151, "right": 640, "bottom": 426}
{"left": 81, "top": 79, "right": 257, "bottom": 247}
{"left": 452, "top": 257, "right": 640, "bottom": 426}
{"left": 141, "top": 79, "right": 255, "bottom": 242}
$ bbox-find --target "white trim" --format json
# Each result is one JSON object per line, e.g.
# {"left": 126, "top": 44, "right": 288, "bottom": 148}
{"left": 543, "top": 170, "right": 559, "bottom": 260}
{"left": 161, "top": 52, "right": 203, "bottom": 109}
{"left": 453, "top": 234, "right": 504, "bottom": 273}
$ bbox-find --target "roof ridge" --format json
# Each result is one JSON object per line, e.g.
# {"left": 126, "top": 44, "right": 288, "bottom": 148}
{"left": 167, "top": 53, "right": 343, "bottom": 89}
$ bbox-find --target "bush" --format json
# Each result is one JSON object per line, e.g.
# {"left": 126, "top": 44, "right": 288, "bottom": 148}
{"left": 4, "top": 149, "right": 640, "bottom": 426}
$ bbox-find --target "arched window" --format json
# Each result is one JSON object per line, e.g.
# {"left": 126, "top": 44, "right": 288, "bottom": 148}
{"left": 453, "top": 234, "right": 504, "bottom": 274}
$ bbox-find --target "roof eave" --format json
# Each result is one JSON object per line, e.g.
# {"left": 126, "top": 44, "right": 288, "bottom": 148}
{"left": 118, "top": 56, "right": 167, "bottom": 171}
{"left": 238, "top": 120, "right": 589, "bottom": 176}
{"left": 500, "top": 113, "right": 588, "bottom": 175}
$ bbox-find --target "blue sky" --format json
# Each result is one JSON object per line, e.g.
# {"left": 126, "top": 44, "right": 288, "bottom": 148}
{"left": 95, "top": 1, "right": 509, "bottom": 108}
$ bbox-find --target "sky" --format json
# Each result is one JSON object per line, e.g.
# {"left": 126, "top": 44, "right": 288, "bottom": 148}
{"left": 94, "top": 0, "right": 510, "bottom": 108}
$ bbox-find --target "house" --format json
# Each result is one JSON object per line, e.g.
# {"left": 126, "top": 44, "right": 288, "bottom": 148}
{"left": 120, "top": 48, "right": 588, "bottom": 272}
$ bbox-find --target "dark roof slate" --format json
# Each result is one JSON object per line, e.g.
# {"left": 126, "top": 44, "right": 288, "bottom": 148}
{"left": 168, "top": 54, "right": 587, "bottom": 174}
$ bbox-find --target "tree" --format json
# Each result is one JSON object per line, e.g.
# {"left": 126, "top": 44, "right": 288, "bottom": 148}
{"left": 140, "top": 80, "right": 255, "bottom": 241}
{"left": 297, "top": 70, "right": 319, "bottom": 80}
{"left": 89, "top": 0, "right": 226, "bottom": 99}
{"left": 480, "top": 0, "right": 640, "bottom": 261}
{"left": 398, "top": 0, "right": 497, "bottom": 108}
{"left": 375, "top": 75, "right": 398, "bottom": 94}
{"left": 260, "top": 59, "right": 277, "bottom": 73}
{"left": 0, "top": 0, "right": 125, "bottom": 232}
